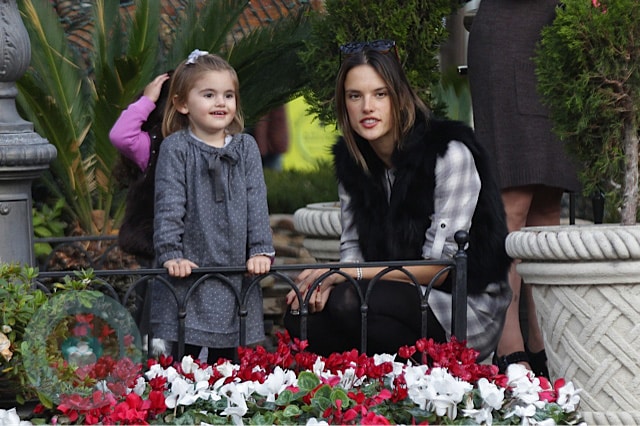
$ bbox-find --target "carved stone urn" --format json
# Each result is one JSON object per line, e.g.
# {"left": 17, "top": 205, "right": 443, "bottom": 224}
{"left": 505, "top": 224, "right": 640, "bottom": 425}
{"left": 292, "top": 202, "right": 341, "bottom": 262}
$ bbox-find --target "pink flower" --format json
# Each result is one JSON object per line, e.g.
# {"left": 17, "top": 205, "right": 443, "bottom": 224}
{"left": 592, "top": 0, "right": 607, "bottom": 13}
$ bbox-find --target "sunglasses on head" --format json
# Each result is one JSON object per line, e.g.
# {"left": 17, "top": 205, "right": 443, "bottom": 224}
{"left": 339, "top": 39, "right": 399, "bottom": 64}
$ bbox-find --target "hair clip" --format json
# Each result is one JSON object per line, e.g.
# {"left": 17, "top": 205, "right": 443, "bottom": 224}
{"left": 186, "top": 49, "right": 209, "bottom": 64}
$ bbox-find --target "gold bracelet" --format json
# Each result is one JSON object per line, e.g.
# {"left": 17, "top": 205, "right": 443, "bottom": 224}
{"left": 356, "top": 266, "right": 363, "bottom": 280}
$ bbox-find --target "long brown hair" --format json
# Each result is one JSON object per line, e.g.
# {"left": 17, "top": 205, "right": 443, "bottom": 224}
{"left": 335, "top": 48, "right": 429, "bottom": 172}
{"left": 162, "top": 53, "right": 244, "bottom": 137}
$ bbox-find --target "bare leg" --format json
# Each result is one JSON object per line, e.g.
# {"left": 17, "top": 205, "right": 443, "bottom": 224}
{"left": 495, "top": 186, "right": 533, "bottom": 366}
{"left": 496, "top": 185, "right": 563, "bottom": 373}
{"left": 522, "top": 186, "right": 563, "bottom": 353}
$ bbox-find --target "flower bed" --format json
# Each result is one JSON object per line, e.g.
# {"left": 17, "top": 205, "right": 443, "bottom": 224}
{"left": 7, "top": 332, "right": 585, "bottom": 425}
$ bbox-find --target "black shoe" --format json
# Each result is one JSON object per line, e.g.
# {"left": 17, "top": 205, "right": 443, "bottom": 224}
{"left": 493, "top": 351, "right": 529, "bottom": 374}
{"left": 525, "top": 346, "right": 550, "bottom": 379}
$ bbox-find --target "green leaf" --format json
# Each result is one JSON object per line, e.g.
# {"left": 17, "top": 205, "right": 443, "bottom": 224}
{"left": 297, "top": 370, "right": 321, "bottom": 391}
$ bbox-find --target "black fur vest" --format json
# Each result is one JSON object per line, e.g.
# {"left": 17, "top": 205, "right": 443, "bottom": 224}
{"left": 333, "top": 115, "right": 511, "bottom": 294}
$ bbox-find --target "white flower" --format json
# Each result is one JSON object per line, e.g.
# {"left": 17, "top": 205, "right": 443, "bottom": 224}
{"left": 477, "top": 377, "right": 505, "bottom": 410}
{"left": 181, "top": 355, "right": 196, "bottom": 374}
{"left": 0, "top": 408, "right": 32, "bottom": 426}
{"left": 373, "top": 353, "right": 395, "bottom": 364}
{"left": 462, "top": 406, "right": 494, "bottom": 425}
{"left": 216, "top": 360, "right": 239, "bottom": 378}
{"left": 165, "top": 376, "right": 205, "bottom": 408}
{"left": 165, "top": 365, "right": 180, "bottom": 383}
{"left": 374, "top": 353, "right": 405, "bottom": 378}
{"left": 1, "top": 325, "right": 11, "bottom": 334}
{"left": 557, "top": 381, "right": 581, "bottom": 412}
{"left": 144, "top": 363, "right": 165, "bottom": 380}
{"left": 213, "top": 362, "right": 242, "bottom": 391}
{"left": 193, "top": 364, "right": 213, "bottom": 383}
{"left": 95, "top": 379, "right": 109, "bottom": 393}
{"left": 507, "top": 364, "right": 542, "bottom": 405}
{"left": 504, "top": 402, "right": 537, "bottom": 423}
{"left": 0, "top": 332, "right": 12, "bottom": 362}
{"left": 220, "top": 381, "right": 251, "bottom": 421}
{"left": 406, "top": 366, "right": 472, "bottom": 419}
{"left": 253, "top": 366, "right": 297, "bottom": 402}
{"left": 337, "top": 367, "right": 359, "bottom": 389}
{"left": 132, "top": 376, "right": 146, "bottom": 396}
{"left": 312, "top": 357, "right": 326, "bottom": 376}
{"left": 305, "top": 418, "right": 329, "bottom": 425}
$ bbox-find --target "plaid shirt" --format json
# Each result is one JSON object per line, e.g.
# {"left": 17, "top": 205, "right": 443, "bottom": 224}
{"left": 339, "top": 140, "right": 509, "bottom": 360}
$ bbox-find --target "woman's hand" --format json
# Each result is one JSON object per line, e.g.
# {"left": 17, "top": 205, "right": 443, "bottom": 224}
{"left": 163, "top": 258, "right": 198, "bottom": 278}
{"left": 246, "top": 255, "right": 271, "bottom": 275}
{"left": 285, "top": 268, "right": 346, "bottom": 314}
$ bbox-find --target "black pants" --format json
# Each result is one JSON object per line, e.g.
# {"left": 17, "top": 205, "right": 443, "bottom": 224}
{"left": 183, "top": 345, "right": 237, "bottom": 365}
{"left": 284, "top": 279, "right": 446, "bottom": 358}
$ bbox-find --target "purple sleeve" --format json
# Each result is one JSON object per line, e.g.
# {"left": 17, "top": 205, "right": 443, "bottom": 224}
{"left": 108, "top": 96, "right": 155, "bottom": 171}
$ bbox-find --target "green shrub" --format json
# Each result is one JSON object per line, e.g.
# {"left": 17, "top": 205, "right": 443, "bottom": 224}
{"left": 32, "top": 199, "right": 67, "bottom": 262}
{"left": 264, "top": 160, "right": 338, "bottom": 214}
{"left": 535, "top": 0, "right": 640, "bottom": 223}
{"left": 299, "top": 0, "right": 459, "bottom": 125}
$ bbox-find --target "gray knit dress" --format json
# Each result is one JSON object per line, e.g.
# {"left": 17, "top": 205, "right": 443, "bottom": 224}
{"left": 467, "top": 0, "right": 580, "bottom": 192}
{"left": 152, "top": 130, "right": 274, "bottom": 348}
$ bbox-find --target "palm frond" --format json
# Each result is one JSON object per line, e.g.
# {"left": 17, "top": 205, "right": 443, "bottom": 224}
{"left": 91, "top": 0, "right": 160, "bottom": 228}
{"left": 228, "top": 9, "right": 311, "bottom": 124}
{"left": 18, "top": 0, "right": 96, "bottom": 232}
{"left": 164, "top": 0, "right": 249, "bottom": 69}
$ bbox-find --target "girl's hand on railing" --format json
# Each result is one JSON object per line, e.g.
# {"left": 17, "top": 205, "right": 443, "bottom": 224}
{"left": 285, "top": 268, "right": 345, "bottom": 313}
{"left": 163, "top": 258, "right": 198, "bottom": 278}
{"left": 246, "top": 255, "right": 271, "bottom": 275}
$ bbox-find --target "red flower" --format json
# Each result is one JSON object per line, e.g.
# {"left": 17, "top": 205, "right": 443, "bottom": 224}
{"left": 398, "top": 344, "right": 416, "bottom": 359}
{"left": 98, "top": 324, "right": 114, "bottom": 340}
{"left": 74, "top": 313, "right": 95, "bottom": 324}
{"left": 123, "top": 333, "right": 135, "bottom": 347}
{"left": 92, "top": 356, "right": 116, "bottom": 379}
{"left": 148, "top": 390, "right": 167, "bottom": 415}
{"left": 391, "top": 375, "right": 408, "bottom": 402}
{"left": 148, "top": 375, "right": 168, "bottom": 391}
{"left": 538, "top": 376, "right": 557, "bottom": 402}
{"left": 362, "top": 411, "right": 392, "bottom": 425}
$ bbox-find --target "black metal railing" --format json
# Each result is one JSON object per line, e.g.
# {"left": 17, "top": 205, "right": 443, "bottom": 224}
{"left": 33, "top": 231, "right": 469, "bottom": 360}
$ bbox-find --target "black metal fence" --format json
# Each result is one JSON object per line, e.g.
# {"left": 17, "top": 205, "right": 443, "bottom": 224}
{"left": 33, "top": 231, "right": 469, "bottom": 360}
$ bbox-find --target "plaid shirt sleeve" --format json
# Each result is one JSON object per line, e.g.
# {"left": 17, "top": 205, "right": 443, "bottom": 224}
{"left": 422, "top": 140, "right": 481, "bottom": 260}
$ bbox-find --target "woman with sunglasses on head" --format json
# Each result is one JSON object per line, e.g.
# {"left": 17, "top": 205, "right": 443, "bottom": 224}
{"left": 284, "top": 40, "right": 512, "bottom": 362}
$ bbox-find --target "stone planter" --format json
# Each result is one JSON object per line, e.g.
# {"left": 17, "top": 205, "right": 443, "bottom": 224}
{"left": 505, "top": 224, "right": 640, "bottom": 425}
{"left": 292, "top": 202, "right": 341, "bottom": 262}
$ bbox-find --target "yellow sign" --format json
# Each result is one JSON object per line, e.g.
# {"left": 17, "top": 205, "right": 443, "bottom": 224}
{"left": 283, "top": 97, "right": 339, "bottom": 171}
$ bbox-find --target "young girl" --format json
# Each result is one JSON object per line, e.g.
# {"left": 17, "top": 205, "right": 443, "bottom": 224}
{"left": 153, "top": 50, "right": 274, "bottom": 364}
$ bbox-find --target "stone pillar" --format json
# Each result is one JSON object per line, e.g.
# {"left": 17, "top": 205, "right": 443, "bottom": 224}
{"left": 0, "top": 0, "right": 57, "bottom": 265}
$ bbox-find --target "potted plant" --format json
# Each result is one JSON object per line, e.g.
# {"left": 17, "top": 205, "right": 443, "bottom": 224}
{"left": 0, "top": 264, "right": 48, "bottom": 405}
{"left": 504, "top": 1, "right": 640, "bottom": 422}
{"left": 0, "top": 264, "right": 133, "bottom": 407}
